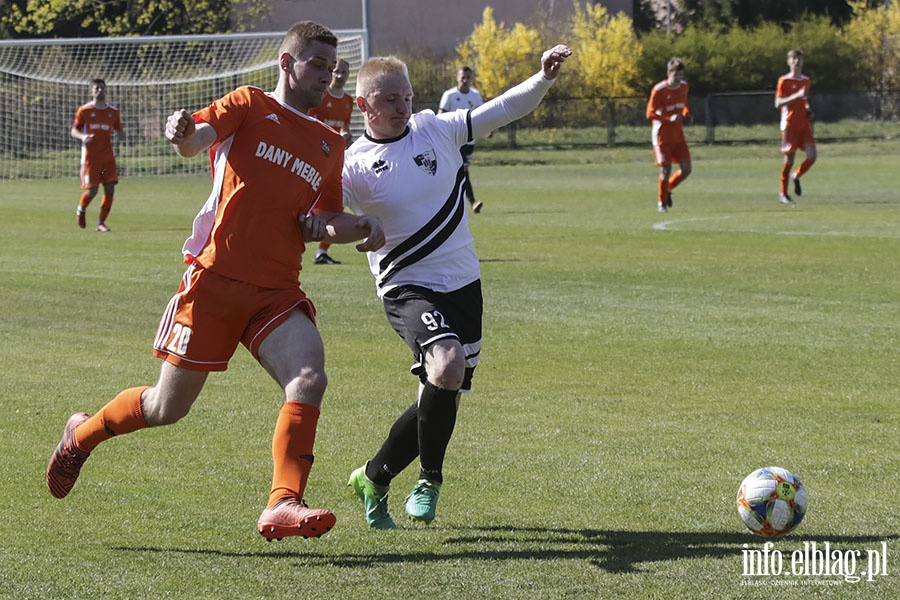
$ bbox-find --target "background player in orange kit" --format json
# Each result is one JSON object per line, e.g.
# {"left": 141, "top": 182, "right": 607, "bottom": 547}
{"left": 46, "top": 21, "right": 385, "bottom": 542}
{"left": 308, "top": 58, "right": 355, "bottom": 265}
{"left": 775, "top": 48, "right": 816, "bottom": 205}
{"left": 646, "top": 58, "right": 692, "bottom": 213}
{"left": 309, "top": 58, "right": 355, "bottom": 148}
{"left": 71, "top": 79, "right": 124, "bottom": 232}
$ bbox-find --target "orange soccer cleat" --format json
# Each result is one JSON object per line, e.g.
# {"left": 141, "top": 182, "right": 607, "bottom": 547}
{"left": 47, "top": 412, "right": 92, "bottom": 498}
{"left": 257, "top": 497, "right": 336, "bottom": 541}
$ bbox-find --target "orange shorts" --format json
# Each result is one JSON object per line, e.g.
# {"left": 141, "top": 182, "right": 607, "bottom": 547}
{"left": 653, "top": 141, "right": 691, "bottom": 167}
{"left": 80, "top": 157, "right": 119, "bottom": 188}
{"left": 152, "top": 264, "right": 316, "bottom": 372}
{"left": 780, "top": 128, "right": 816, "bottom": 155}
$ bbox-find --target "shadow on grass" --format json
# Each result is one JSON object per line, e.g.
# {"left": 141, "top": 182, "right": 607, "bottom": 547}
{"left": 113, "top": 526, "right": 896, "bottom": 573}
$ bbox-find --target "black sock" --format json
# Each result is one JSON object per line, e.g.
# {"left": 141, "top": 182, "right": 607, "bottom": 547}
{"left": 367, "top": 402, "right": 419, "bottom": 487}
{"left": 464, "top": 177, "right": 475, "bottom": 204}
{"left": 417, "top": 380, "right": 458, "bottom": 484}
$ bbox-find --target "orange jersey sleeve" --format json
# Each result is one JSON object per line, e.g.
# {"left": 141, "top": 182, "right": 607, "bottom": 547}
{"left": 308, "top": 91, "right": 354, "bottom": 132}
{"left": 776, "top": 74, "right": 811, "bottom": 132}
{"left": 73, "top": 103, "right": 122, "bottom": 162}
{"left": 647, "top": 80, "right": 689, "bottom": 146}
{"left": 185, "top": 86, "right": 345, "bottom": 290}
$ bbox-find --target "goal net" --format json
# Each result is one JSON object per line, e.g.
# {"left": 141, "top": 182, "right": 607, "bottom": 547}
{"left": 0, "top": 31, "right": 366, "bottom": 179}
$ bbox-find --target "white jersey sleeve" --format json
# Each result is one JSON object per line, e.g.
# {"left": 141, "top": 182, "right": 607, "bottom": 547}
{"left": 471, "top": 72, "right": 554, "bottom": 139}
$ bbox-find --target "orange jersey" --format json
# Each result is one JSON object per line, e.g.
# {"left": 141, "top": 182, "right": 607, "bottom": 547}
{"left": 647, "top": 80, "right": 690, "bottom": 146}
{"left": 184, "top": 86, "right": 345, "bottom": 290}
{"left": 308, "top": 90, "right": 354, "bottom": 133}
{"left": 777, "top": 73, "right": 811, "bottom": 132}
{"left": 73, "top": 102, "right": 122, "bottom": 165}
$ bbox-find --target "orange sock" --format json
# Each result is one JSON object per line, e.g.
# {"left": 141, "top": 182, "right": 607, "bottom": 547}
{"left": 780, "top": 163, "right": 792, "bottom": 194}
{"left": 267, "top": 402, "right": 319, "bottom": 508}
{"left": 668, "top": 170, "right": 685, "bottom": 190}
{"left": 99, "top": 194, "right": 113, "bottom": 223}
{"left": 657, "top": 177, "right": 669, "bottom": 204}
{"left": 78, "top": 192, "right": 92, "bottom": 211}
{"left": 74, "top": 386, "right": 150, "bottom": 452}
{"left": 796, "top": 158, "right": 815, "bottom": 179}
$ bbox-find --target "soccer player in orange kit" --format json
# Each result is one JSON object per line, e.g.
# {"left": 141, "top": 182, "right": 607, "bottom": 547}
{"left": 47, "top": 21, "right": 385, "bottom": 541}
{"left": 71, "top": 79, "right": 124, "bottom": 232}
{"left": 647, "top": 58, "right": 692, "bottom": 213}
{"left": 775, "top": 49, "right": 816, "bottom": 205}
{"left": 309, "top": 58, "right": 355, "bottom": 265}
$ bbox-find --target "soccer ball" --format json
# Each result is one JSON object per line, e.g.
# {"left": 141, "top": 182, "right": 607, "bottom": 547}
{"left": 736, "top": 466, "right": 807, "bottom": 538}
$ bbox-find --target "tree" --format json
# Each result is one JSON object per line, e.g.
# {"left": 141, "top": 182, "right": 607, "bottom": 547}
{"left": 456, "top": 7, "right": 542, "bottom": 98}
{"left": 569, "top": 2, "right": 641, "bottom": 98}
{"left": 634, "top": 0, "right": 885, "bottom": 32}
{"left": 1, "top": 0, "right": 269, "bottom": 38}
{"left": 843, "top": 0, "right": 900, "bottom": 91}
{"left": 637, "top": 15, "right": 861, "bottom": 94}
{"left": 0, "top": 2, "right": 23, "bottom": 37}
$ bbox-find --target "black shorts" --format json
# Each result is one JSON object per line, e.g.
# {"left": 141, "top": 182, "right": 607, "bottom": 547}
{"left": 382, "top": 280, "right": 483, "bottom": 391}
{"left": 459, "top": 143, "right": 474, "bottom": 166}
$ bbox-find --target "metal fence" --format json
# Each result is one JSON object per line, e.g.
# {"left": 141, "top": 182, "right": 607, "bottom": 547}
{"left": 430, "top": 89, "right": 900, "bottom": 150}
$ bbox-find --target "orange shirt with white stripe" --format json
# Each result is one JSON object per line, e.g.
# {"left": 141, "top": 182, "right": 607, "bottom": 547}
{"left": 647, "top": 80, "right": 690, "bottom": 146}
{"left": 73, "top": 103, "right": 122, "bottom": 166}
{"left": 776, "top": 73, "right": 812, "bottom": 132}
{"left": 183, "top": 86, "right": 345, "bottom": 290}
{"left": 308, "top": 90, "right": 354, "bottom": 134}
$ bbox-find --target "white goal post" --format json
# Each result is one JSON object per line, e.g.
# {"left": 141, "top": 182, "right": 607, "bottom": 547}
{"left": 0, "top": 30, "right": 367, "bottom": 179}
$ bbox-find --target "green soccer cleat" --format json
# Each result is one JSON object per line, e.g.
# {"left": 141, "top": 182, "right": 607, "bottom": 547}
{"left": 348, "top": 465, "right": 396, "bottom": 529}
{"left": 405, "top": 479, "right": 441, "bottom": 523}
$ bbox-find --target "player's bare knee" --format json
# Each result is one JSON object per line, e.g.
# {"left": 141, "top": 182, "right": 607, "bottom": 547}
{"left": 283, "top": 366, "right": 327, "bottom": 404}
{"left": 425, "top": 348, "right": 465, "bottom": 390}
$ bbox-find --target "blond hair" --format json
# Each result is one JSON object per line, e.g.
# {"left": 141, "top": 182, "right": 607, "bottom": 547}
{"left": 356, "top": 56, "right": 409, "bottom": 98}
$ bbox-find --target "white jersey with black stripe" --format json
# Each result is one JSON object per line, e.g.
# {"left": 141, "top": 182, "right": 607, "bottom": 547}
{"left": 343, "top": 109, "right": 478, "bottom": 298}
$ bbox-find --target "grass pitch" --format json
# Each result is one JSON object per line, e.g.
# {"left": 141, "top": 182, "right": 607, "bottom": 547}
{"left": 0, "top": 141, "right": 897, "bottom": 599}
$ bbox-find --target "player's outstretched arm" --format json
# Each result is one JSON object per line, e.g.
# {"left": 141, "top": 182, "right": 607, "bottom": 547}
{"left": 470, "top": 44, "right": 571, "bottom": 139}
{"left": 165, "top": 109, "right": 216, "bottom": 157}
{"left": 541, "top": 44, "right": 572, "bottom": 80}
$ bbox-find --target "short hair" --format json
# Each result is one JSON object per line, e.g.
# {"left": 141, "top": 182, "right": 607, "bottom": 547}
{"left": 280, "top": 21, "right": 338, "bottom": 57}
{"left": 356, "top": 56, "right": 409, "bottom": 98}
{"left": 788, "top": 48, "right": 804, "bottom": 60}
{"left": 459, "top": 66, "right": 474, "bottom": 74}
{"left": 90, "top": 78, "right": 106, "bottom": 87}
{"left": 667, "top": 57, "right": 685, "bottom": 74}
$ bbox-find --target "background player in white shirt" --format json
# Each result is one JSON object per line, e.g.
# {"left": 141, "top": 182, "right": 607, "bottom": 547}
{"left": 344, "top": 44, "right": 572, "bottom": 528}
{"left": 439, "top": 66, "right": 485, "bottom": 212}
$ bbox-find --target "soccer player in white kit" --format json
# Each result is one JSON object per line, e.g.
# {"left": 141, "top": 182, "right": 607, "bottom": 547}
{"left": 344, "top": 44, "right": 572, "bottom": 528}
{"left": 439, "top": 66, "right": 485, "bottom": 212}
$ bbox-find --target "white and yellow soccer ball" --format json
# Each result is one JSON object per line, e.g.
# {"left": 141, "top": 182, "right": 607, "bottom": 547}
{"left": 736, "top": 466, "right": 807, "bottom": 538}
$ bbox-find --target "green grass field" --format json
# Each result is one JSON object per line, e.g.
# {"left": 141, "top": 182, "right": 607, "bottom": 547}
{"left": 1, "top": 141, "right": 897, "bottom": 599}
